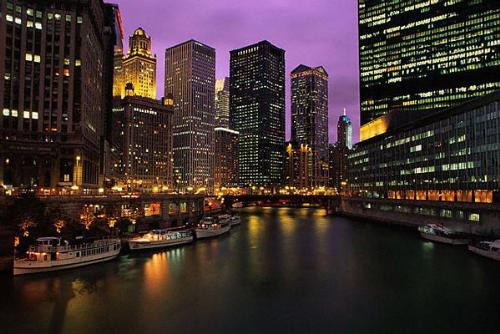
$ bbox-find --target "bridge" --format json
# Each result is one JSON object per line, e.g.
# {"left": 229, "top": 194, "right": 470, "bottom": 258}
{"left": 222, "top": 194, "right": 341, "bottom": 213}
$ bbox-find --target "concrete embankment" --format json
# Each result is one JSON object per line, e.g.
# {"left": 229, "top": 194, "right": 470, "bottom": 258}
{"left": 334, "top": 197, "right": 500, "bottom": 237}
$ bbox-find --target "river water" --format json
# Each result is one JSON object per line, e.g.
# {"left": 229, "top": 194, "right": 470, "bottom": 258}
{"left": 1, "top": 207, "right": 499, "bottom": 333}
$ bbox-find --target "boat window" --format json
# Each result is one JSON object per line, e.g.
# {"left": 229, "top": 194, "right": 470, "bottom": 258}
{"left": 76, "top": 252, "right": 80, "bottom": 257}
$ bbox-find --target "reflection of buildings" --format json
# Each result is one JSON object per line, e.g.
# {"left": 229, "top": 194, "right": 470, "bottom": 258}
{"left": 165, "top": 40, "right": 216, "bottom": 192}
{"left": 348, "top": 92, "right": 500, "bottom": 223}
{"left": 230, "top": 41, "right": 285, "bottom": 187}
{"left": 214, "top": 128, "right": 239, "bottom": 189}
{"left": 120, "top": 27, "right": 156, "bottom": 99}
{"left": 285, "top": 141, "right": 312, "bottom": 189}
{"left": 291, "top": 65, "right": 329, "bottom": 187}
{"left": 111, "top": 85, "right": 173, "bottom": 189}
{"left": 330, "top": 111, "right": 352, "bottom": 192}
{"left": 359, "top": 0, "right": 500, "bottom": 133}
{"left": 215, "top": 78, "right": 230, "bottom": 128}
{"left": 0, "top": 0, "right": 111, "bottom": 191}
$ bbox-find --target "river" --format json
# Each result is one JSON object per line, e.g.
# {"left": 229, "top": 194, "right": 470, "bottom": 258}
{"left": 1, "top": 207, "right": 499, "bottom": 333}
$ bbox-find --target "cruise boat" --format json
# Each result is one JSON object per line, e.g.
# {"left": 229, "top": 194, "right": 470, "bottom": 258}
{"left": 14, "top": 237, "right": 121, "bottom": 276}
{"left": 418, "top": 224, "right": 470, "bottom": 245}
{"left": 128, "top": 228, "right": 193, "bottom": 251}
{"left": 195, "top": 217, "right": 231, "bottom": 239}
{"left": 468, "top": 240, "right": 500, "bottom": 261}
{"left": 229, "top": 215, "right": 241, "bottom": 226}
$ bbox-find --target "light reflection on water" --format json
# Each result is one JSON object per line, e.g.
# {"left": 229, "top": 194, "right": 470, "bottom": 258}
{"left": 2, "top": 207, "right": 500, "bottom": 334}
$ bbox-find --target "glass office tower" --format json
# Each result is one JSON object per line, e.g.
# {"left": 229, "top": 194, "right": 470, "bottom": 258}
{"left": 359, "top": 0, "right": 500, "bottom": 127}
{"left": 230, "top": 41, "right": 285, "bottom": 187}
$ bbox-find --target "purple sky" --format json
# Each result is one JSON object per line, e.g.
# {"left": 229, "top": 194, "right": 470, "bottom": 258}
{"left": 114, "top": 0, "right": 360, "bottom": 143}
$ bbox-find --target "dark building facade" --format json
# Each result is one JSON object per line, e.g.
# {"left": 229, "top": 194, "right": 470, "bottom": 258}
{"left": 284, "top": 141, "right": 312, "bottom": 189}
{"left": 359, "top": 0, "right": 500, "bottom": 131}
{"left": 348, "top": 91, "right": 500, "bottom": 223}
{"left": 111, "top": 86, "right": 173, "bottom": 190}
{"left": 291, "top": 65, "right": 329, "bottom": 187}
{"left": 165, "top": 40, "right": 216, "bottom": 192}
{"left": 0, "top": 0, "right": 109, "bottom": 192}
{"left": 214, "top": 127, "right": 239, "bottom": 190}
{"left": 102, "top": 3, "right": 123, "bottom": 184}
{"left": 230, "top": 41, "right": 285, "bottom": 187}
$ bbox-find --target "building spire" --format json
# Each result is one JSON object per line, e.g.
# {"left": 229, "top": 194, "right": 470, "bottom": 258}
{"left": 343, "top": 107, "right": 346, "bottom": 116}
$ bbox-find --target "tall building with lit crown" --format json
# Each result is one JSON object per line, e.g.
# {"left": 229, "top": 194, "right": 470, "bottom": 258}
{"left": 285, "top": 141, "right": 312, "bottom": 189}
{"left": 165, "top": 40, "right": 216, "bottom": 192}
{"left": 230, "top": 41, "right": 285, "bottom": 187}
{"left": 215, "top": 77, "right": 230, "bottom": 128}
{"left": 122, "top": 27, "right": 156, "bottom": 99}
{"left": 330, "top": 111, "right": 352, "bottom": 192}
{"left": 0, "top": 0, "right": 110, "bottom": 191}
{"left": 337, "top": 109, "right": 352, "bottom": 149}
{"left": 359, "top": 0, "right": 500, "bottom": 139}
{"left": 214, "top": 127, "right": 239, "bottom": 190}
{"left": 111, "top": 85, "right": 173, "bottom": 189}
{"left": 291, "top": 65, "right": 329, "bottom": 187}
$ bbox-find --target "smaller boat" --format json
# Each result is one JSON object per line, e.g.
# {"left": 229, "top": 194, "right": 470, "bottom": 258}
{"left": 14, "top": 237, "right": 121, "bottom": 275}
{"left": 468, "top": 240, "right": 500, "bottom": 261}
{"left": 128, "top": 228, "right": 193, "bottom": 251}
{"left": 418, "top": 224, "right": 470, "bottom": 245}
{"left": 229, "top": 215, "right": 241, "bottom": 226}
{"left": 195, "top": 217, "right": 231, "bottom": 239}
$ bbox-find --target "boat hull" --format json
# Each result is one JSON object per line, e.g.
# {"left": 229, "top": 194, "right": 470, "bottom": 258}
{"left": 420, "top": 232, "right": 469, "bottom": 245}
{"left": 195, "top": 225, "right": 231, "bottom": 239}
{"left": 468, "top": 245, "right": 500, "bottom": 261}
{"left": 13, "top": 250, "right": 120, "bottom": 276}
{"left": 128, "top": 236, "right": 193, "bottom": 251}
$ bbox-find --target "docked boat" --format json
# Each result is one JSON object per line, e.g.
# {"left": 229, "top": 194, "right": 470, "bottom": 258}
{"left": 418, "top": 224, "right": 470, "bottom": 245}
{"left": 468, "top": 240, "right": 500, "bottom": 261}
{"left": 128, "top": 228, "right": 193, "bottom": 251}
{"left": 195, "top": 217, "right": 231, "bottom": 239}
{"left": 229, "top": 215, "right": 241, "bottom": 226}
{"left": 14, "top": 237, "right": 121, "bottom": 276}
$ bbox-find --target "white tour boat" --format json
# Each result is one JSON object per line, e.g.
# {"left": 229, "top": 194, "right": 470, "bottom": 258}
{"left": 128, "top": 228, "right": 193, "bottom": 251}
{"left": 229, "top": 215, "right": 241, "bottom": 226}
{"left": 14, "top": 237, "right": 121, "bottom": 275}
{"left": 195, "top": 217, "right": 231, "bottom": 239}
{"left": 418, "top": 224, "right": 470, "bottom": 245}
{"left": 468, "top": 240, "right": 500, "bottom": 261}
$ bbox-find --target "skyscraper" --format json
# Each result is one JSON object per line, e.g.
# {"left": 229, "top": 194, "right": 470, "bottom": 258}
{"left": 230, "top": 41, "right": 285, "bottom": 187}
{"left": 103, "top": 3, "right": 124, "bottom": 181}
{"left": 291, "top": 65, "right": 329, "bottom": 187}
{"left": 330, "top": 111, "right": 352, "bottom": 192}
{"left": 215, "top": 77, "right": 230, "bottom": 128}
{"left": 0, "top": 0, "right": 109, "bottom": 190}
{"left": 337, "top": 109, "right": 352, "bottom": 150}
{"left": 214, "top": 128, "right": 239, "bottom": 190}
{"left": 111, "top": 85, "right": 173, "bottom": 190}
{"left": 359, "top": 0, "right": 500, "bottom": 135}
{"left": 122, "top": 27, "right": 156, "bottom": 99}
{"left": 165, "top": 40, "right": 216, "bottom": 191}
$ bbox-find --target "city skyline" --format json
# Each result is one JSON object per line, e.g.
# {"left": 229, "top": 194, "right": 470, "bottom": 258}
{"left": 112, "top": 0, "right": 359, "bottom": 143}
